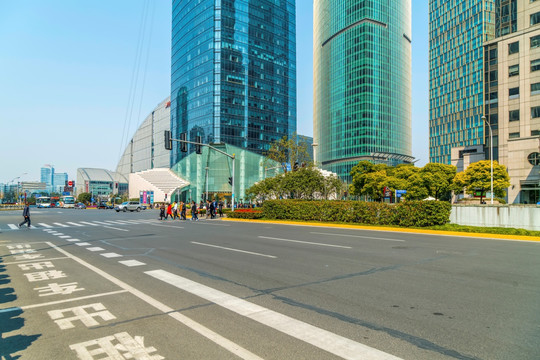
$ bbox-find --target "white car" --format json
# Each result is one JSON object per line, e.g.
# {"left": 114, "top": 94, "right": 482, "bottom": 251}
{"left": 115, "top": 201, "right": 142, "bottom": 212}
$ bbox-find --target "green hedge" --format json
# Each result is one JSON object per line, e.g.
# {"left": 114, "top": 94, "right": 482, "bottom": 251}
{"left": 262, "top": 200, "right": 451, "bottom": 227}
{"left": 227, "top": 211, "right": 264, "bottom": 219}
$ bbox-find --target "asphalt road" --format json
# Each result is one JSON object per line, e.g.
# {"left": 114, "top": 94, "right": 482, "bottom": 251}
{"left": 1, "top": 208, "right": 539, "bottom": 360}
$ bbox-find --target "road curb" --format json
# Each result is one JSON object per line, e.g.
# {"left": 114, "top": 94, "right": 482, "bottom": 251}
{"left": 222, "top": 218, "right": 540, "bottom": 242}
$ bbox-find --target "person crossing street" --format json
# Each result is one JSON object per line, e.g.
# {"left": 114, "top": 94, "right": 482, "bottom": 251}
{"left": 18, "top": 202, "right": 31, "bottom": 228}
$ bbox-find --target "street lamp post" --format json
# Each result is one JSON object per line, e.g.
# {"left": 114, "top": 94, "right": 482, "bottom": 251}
{"left": 205, "top": 167, "right": 209, "bottom": 203}
{"left": 482, "top": 116, "right": 493, "bottom": 204}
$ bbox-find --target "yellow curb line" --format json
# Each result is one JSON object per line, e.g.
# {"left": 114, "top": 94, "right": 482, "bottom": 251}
{"left": 222, "top": 218, "right": 540, "bottom": 242}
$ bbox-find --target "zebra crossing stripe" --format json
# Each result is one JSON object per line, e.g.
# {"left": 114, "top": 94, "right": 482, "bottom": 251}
{"left": 80, "top": 221, "right": 99, "bottom": 226}
{"left": 39, "top": 223, "right": 53, "bottom": 228}
{"left": 66, "top": 222, "right": 85, "bottom": 227}
{"left": 53, "top": 222, "right": 70, "bottom": 227}
{"left": 8, "top": 224, "right": 18, "bottom": 229}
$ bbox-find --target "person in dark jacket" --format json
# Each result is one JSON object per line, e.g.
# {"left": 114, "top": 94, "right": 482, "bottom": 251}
{"left": 209, "top": 200, "right": 215, "bottom": 219}
{"left": 159, "top": 203, "right": 166, "bottom": 220}
{"left": 218, "top": 200, "right": 224, "bottom": 217}
{"left": 191, "top": 201, "right": 198, "bottom": 221}
{"left": 19, "top": 202, "right": 31, "bottom": 228}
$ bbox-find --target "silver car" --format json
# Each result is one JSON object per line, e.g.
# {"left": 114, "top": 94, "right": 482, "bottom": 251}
{"left": 115, "top": 201, "right": 142, "bottom": 212}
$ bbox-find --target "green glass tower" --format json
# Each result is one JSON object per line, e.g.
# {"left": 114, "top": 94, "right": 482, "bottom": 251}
{"left": 314, "top": 0, "right": 413, "bottom": 182}
{"left": 429, "top": 0, "right": 495, "bottom": 164}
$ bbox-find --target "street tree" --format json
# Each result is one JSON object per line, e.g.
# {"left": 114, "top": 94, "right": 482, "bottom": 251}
{"left": 452, "top": 160, "right": 510, "bottom": 203}
{"left": 265, "top": 133, "right": 311, "bottom": 173}
{"left": 419, "top": 163, "right": 457, "bottom": 200}
{"left": 77, "top": 192, "right": 91, "bottom": 204}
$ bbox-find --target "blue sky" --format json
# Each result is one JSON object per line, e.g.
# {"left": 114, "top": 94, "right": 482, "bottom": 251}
{"left": 0, "top": 1, "right": 429, "bottom": 184}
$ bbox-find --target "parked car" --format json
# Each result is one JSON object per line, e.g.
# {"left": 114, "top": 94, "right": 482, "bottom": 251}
{"left": 74, "top": 202, "right": 86, "bottom": 209}
{"left": 115, "top": 201, "right": 142, "bottom": 212}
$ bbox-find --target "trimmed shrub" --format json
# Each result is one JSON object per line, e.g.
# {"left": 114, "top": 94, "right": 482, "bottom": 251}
{"left": 227, "top": 211, "right": 264, "bottom": 219}
{"left": 261, "top": 200, "right": 451, "bottom": 227}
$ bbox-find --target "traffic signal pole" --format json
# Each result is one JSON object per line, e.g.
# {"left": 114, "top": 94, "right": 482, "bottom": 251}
{"left": 164, "top": 131, "right": 236, "bottom": 211}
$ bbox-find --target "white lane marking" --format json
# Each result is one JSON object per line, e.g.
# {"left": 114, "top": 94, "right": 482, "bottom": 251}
{"left": 8, "top": 224, "right": 18, "bottom": 229}
{"left": 147, "top": 270, "right": 402, "bottom": 360}
{"left": 258, "top": 236, "right": 352, "bottom": 249}
{"left": 87, "top": 247, "right": 105, "bottom": 252}
{"left": 80, "top": 221, "right": 99, "bottom": 226}
{"left": 2, "top": 256, "right": 69, "bottom": 265}
{"left": 20, "top": 290, "right": 128, "bottom": 310}
{"left": 102, "top": 226, "right": 129, "bottom": 232}
{"left": 58, "top": 236, "right": 71, "bottom": 239}
{"left": 115, "top": 220, "right": 142, "bottom": 224}
{"left": 38, "top": 223, "right": 53, "bottom": 228}
{"left": 51, "top": 233, "right": 64, "bottom": 236}
{"left": 76, "top": 242, "right": 91, "bottom": 246}
{"left": 53, "top": 223, "right": 70, "bottom": 227}
{"left": 44, "top": 242, "right": 261, "bottom": 360}
{"left": 310, "top": 232, "right": 405, "bottom": 242}
{"left": 149, "top": 223, "right": 185, "bottom": 229}
{"left": 67, "top": 239, "right": 80, "bottom": 242}
{"left": 118, "top": 260, "right": 146, "bottom": 267}
{"left": 66, "top": 222, "right": 85, "bottom": 227}
{"left": 192, "top": 242, "right": 277, "bottom": 258}
{"left": 101, "top": 253, "right": 122, "bottom": 258}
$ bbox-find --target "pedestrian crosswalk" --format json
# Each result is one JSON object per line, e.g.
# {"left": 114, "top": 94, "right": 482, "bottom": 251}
{"left": 0, "top": 219, "right": 163, "bottom": 231}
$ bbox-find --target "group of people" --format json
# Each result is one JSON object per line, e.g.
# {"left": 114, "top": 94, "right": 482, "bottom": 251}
{"left": 158, "top": 199, "right": 224, "bottom": 221}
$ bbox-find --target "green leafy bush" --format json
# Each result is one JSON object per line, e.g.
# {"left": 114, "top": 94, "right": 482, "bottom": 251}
{"left": 261, "top": 200, "right": 451, "bottom": 227}
{"left": 227, "top": 211, "right": 264, "bottom": 219}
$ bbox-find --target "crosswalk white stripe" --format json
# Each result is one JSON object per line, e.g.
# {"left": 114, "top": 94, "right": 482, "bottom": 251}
{"left": 115, "top": 220, "right": 141, "bottom": 224}
{"left": 8, "top": 224, "right": 18, "bottom": 229}
{"left": 80, "top": 221, "right": 99, "bottom": 226}
{"left": 146, "top": 270, "right": 402, "bottom": 360}
{"left": 38, "top": 223, "right": 53, "bottom": 228}
{"left": 103, "top": 221, "right": 127, "bottom": 225}
{"left": 53, "top": 222, "right": 69, "bottom": 227}
{"left": 66, "top": 222, "right": 85, "bottom": 227}
{"left": 92, "top": 221, "right": 114, "bottom": 225}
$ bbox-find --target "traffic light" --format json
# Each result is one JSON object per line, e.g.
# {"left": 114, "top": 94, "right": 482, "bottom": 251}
{"left": 164, "top": 130, "right": 172, "bottom": 150}
{"left": 195, "top": 135, "right": 202, "bottom": 154}
{"left": 180, "top": 132, "right": 187, "bottom": 152}
{"left": 228, "top": 177, "right": 232, "bottom": 186}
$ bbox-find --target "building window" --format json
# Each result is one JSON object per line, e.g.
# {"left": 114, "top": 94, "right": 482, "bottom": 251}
{"left": 528, "top": 152, "right": 540, "bottom": 166}
{"left": 509, "top": 87, "right": 519, "bottom": 99}
{"left": 532, "top": 59, "right": 540, "bottom": 72}
{"left": 532, "top": 130, "right": 540, "bottom": 136}
{"left": 533, "top": 12, "right": 540, "bottom": 25}
{"left": 508, "top": 41, "right": 519, "bottom": 54}
{"left": 532, "top": 35, "right": 540, "bottom": 49}
{"left": 533, "top": 106, "right": 540, "bottom": 118}
{"left": 509, "top": 110, "right": 520, "bottom": 121}
{"left": 508, "top": 64, "right": 519, "bottom": 77}
{"left": 509, "top": 132, "right": 520, "bottom": 139}
{"left": 532, "top": 83, "right": 540, "bottom": 95}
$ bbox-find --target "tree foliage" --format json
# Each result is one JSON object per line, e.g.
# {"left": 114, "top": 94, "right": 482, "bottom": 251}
{"left": 452, "top": 160, "right": 510, "bottom": 202}
{"left": 77, "top": 192, "right": 91, "bottom": 204}
{"left": 265, "top": 133, "right": 312, "bottom": 173}
{"left": 245, "top": 166, "right": 344, "bottom": 201}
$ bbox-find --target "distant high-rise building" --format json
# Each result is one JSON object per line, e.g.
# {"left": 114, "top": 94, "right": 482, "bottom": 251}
{"left": 40, "top": 165, "right": 54, "bottom": 193}
{"left": 314, "top": 0, "right": 413, "bottom": 181}
{"left": 429, "top": 0, "right": 495, "bottom": 164}
{"left": 53, "top": 172, "right": 68, "bottom": 193}
{"left": 170, "top": 0, "right": 297, "bottom": 166}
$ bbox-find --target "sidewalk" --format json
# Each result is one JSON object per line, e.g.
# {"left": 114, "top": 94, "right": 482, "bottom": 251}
{"left": 222, "top": 218, "right": 540, "bottom": 242}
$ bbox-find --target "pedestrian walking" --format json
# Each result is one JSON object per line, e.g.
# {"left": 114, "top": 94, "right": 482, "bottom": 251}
{"left": 209, "top": 200, "right": 215, "bottom": 219}
{"left": 218, "top": 200, "right": 223, "bottom": 217}
{"left": 18, "top": 202, "right": 31, "bottom": 228}
{"left": 159, "top": 203, "right": 166, "bottom": 220}
{"left": 191, "top": 201, "right": 198, "bottom": 221}
{"left": 173, "top": 201, "right": 178, "bottom": 219}
{"left": 180, "top": 201, "right": 186, "bottom": 220}
{"left": 166, "top": 203, "right": 172, "bottom": 219}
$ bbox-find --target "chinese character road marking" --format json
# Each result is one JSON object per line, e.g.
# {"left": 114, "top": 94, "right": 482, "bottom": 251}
{"left": 48, "top": 303, "right": 116, "bottom": 329}
{"left": 15, "top": 254, "right": 45, "bottom": 260}
{"left": 24, "top": 270, "right": 67, "bottom": 282}
{"left": 11, "top": 248, "right": 37, "bottom": 255}
{"left": 19, "top": 261, "right": 55, "bottom": 270}
{"left": 35, "top": 282, "right": 85, "bottom": 296}
{"left": 69, "top": 332, "right": 164, "bottom": 360}
{"left": 7, "top": 244, "right": 32, "bottom": 250}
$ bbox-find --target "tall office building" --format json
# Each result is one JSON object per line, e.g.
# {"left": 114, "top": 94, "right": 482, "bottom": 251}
{"left": 483, "top": 1, "right": 540, "bottom": 203}
{"left": 40, "top": 165, "right": 54, "bottom": 193}
{"left": 53, "top": 172, "right": 68, "bottom": 193}
{"left": 170, "top": 0, "right": 297, "bottom": 166}
{"left": 429, "top": 1, "right": 495, "bottom": 165}
{"left": 314, "top": 0, "right": 413, "bottom": 181}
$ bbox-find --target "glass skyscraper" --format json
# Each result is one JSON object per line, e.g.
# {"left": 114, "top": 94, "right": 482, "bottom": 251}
{"left": 170, "top": 0, "right": 296, "bottom": 167}
{"left": 314, "top": 0, "right": 413, "bottom": 181}
{"left": 429, "top": 0, "right": 495, "bottom": 164}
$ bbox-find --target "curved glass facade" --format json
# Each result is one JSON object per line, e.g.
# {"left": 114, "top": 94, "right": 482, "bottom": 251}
{"left": 314, "top": 0, "right": 412, "bottom": 181}
{"left": 171, "top": 0, "right": 296, "bottom": 167}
